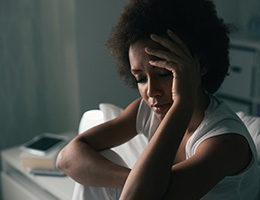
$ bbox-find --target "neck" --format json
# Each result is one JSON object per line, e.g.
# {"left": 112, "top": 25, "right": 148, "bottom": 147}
{"left": 186, "top": 91, "right": 210, "bottom": 135}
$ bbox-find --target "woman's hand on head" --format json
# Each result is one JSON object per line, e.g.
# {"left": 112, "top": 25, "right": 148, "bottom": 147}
{"left": 145, "top": 30, "right": 202, "bottom": 104}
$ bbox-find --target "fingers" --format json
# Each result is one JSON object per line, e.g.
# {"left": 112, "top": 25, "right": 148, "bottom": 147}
{"left": 145, "top": 47, "right": 180, "bottom": 72}
{"left": 166, "top": 30, "right": 194, "bottom": 59}
{"left": 149, "top": 33, "right": 188, "bottom": 60}
{"left": 149, "top": 30, "right": 193, "bottom": 60}
{"left": 145, "top": 30, "right": 200, "bottom": 72}
{"left": 148, "top": 60, "right": 178, "bottom": 72}
{"left": 145, "top": 47, "right": 179, "bottom": 62}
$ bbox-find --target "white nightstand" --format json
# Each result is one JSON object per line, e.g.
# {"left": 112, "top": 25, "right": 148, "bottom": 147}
{"left": 1, "top": 135, "right": 76, "bottom": 200}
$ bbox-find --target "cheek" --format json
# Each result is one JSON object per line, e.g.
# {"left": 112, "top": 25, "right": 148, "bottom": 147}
{"left": 162, "top": 79, "right": 173, "bottom": 95}
{"left": 166, "top": 81, "right": 173, "bottom": 94}
{"left": 137, "top": 84, "right": 147, "bottom": 98}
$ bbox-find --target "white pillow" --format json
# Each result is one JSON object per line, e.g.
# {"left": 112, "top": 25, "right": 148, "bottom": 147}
{"left": 99, "top": 103, "right": 147, "bottom": 168}
{"left": 237, "top": 112, "right": 260, "bottom": 165}
{"left": 78, "top": 103, "right": 123, "bottom": 134}
{"left": 78, "top": 110, "right": 104, "bottom": 134}
{"left": 99, "top": 103, "right": 124, "bottom": 121}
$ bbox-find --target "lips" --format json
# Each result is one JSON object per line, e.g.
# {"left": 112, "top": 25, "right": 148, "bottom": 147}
{"left": 151, "top": 103, "right": 171, "bottom": 113}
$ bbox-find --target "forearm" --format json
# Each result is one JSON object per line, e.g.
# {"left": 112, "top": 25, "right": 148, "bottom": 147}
{"left": 120, "top": 99, "right": 194, "bottom": 199}
{"left": 56, "top": 139, "right": 130, "bottom": 189}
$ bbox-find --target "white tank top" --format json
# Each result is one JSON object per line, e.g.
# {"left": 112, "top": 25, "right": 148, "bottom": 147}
{"left": 136, "top": 95, "right": 260, "bottom": 199}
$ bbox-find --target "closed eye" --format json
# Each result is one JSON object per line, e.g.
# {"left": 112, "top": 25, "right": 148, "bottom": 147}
{"left": 159, "top": 71, "right": 172, "bottom": 77}
{"left": 130, "top": 69, "right": 147, "bottom": 84}
{"left": 135, "top": 77, "right": 147, "bottom": 83}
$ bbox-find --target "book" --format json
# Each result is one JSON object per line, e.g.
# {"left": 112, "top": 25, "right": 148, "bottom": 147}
{"left": 20, "top": 132, "right": 75, "bottom": 171}
{"left": 20, "top": 148, "right": 59, "bottom": 170}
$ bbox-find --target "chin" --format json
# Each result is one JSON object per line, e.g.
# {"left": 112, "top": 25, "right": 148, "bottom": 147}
{"left": 155, "top": 113, "right": 166, "bottom": 121}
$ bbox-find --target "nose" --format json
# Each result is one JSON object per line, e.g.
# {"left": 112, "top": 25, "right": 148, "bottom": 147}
{"left": 147, "top": 78, "right": 162, "bottom": 98}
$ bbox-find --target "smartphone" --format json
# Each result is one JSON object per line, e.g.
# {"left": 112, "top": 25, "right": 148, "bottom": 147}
{"left": 21, "top": 133, "right": 68, "bottom": 156}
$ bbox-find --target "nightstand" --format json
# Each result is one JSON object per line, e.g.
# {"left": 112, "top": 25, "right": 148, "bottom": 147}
{"left": 1, "top": 137, "right": 76, "bottom": 200}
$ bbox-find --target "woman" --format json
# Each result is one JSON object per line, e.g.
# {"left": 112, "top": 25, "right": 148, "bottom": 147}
{"left": 57, "top": 0, "right": 259, "bottom": 199}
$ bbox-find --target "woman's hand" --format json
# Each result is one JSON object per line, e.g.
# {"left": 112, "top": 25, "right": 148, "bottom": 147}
{"left": 145, "top": 30, "right": 202, "bottom": 104}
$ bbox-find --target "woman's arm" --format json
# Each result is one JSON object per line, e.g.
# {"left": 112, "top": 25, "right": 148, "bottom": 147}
{"left": 56, "top": 98, "right": 141, "bottom": 189}
{"left": 162, "top": 133, "right": 251, "bottom": 200}
{"left": 119, "top": 97, "right": 194, "bottom": 199}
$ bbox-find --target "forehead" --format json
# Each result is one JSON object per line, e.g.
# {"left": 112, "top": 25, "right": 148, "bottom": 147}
{"left": 129, "top": 37, "right": 166, "bottom": 70}
{"left": 129, "top": 37, "right": 166, "bottom": 54}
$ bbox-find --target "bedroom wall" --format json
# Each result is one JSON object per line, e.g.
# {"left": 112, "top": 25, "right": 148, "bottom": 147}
{"left": 213, "top": 0, "right": 239, "bottom": 28}
{"left": 74, "top": 0, "right": 139, "bottom": 114}
{"left": 214, "top": 0, "right": 260, "bottom": 33}
{"left": 239, "top": 0, "right": 260, "bottom": 33}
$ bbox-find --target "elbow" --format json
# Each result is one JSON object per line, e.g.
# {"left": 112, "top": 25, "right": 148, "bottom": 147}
{"left": 56, "top": 147, "right": 69, "bottom": 172}
{"left": 56, "top": 149, "right": 64, "bottom": 171}
{"left": 56, "top": 138, "right": 86, "bottom": 173}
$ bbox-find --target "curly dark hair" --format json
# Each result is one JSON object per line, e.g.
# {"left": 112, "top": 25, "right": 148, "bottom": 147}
{"left": 105, "top": 0, "right": 230, "bottom": 94}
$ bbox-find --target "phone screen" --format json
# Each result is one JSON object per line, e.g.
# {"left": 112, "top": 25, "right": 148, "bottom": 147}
{"left": 26, "top": 137, "right": 64, "bottom": 151}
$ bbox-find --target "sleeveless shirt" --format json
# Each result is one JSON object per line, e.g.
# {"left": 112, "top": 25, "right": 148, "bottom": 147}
{"left": 136, "top": 95, "right": 260, "bottom": 199}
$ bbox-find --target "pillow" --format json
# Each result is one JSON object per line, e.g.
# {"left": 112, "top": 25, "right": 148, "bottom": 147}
{"left": 99, "top": 103, "right": 123, "bottom": 121}
{"left": 99, "top": 103, "right": 147, "bottom": 168}
{"left": 78, "top": 103, "right": 123, "bottom": 135}
{"left": 237, "top": 112, "right": 260, "bottom": 165}
{"left": 78, "top": 110, "right": 104, "bottom": 134}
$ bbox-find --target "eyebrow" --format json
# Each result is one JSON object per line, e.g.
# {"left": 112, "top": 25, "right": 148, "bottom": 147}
{"left": 130, "top": 65, "right": 161, "bottom": 74}
{"left": 130, "top": 69, "right": 142, "bottom": 72}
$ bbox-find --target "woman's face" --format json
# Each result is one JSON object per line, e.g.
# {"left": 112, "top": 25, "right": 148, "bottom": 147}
{"left": 129, "top": 38, "right": 173, "bottom": 120}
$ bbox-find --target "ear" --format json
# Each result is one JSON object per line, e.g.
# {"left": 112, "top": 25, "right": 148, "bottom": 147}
{"left": 200, "top": 65, "right": 208, "bottom": 76}
{"left": 195, "top": 52, "right": 208, "bottom": 76}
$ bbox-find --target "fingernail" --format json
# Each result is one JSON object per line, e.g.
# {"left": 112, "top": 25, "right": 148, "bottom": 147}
{"left": 145, "top": 47, "right": 149, "bottom": 52}
{"left": 150, "top": 33, "right": 158, "bottom": 39}
{"left": 145, "top": 47, "right": 153, "bottom": 52}
{"left": 167, "top": 29, "right": 173, "bottom": 34}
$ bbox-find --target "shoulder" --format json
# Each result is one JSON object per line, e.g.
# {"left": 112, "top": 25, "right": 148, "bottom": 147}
{"left": 166, "top": 133, "right": 252, "bottom": 199}
{"left": 112, "top": 97, "right": 142, "bottom": 132}
{"left": 187, "top": 95, "right": 252, "bottom": 157}
{"left": 116, "top": 97, "right": 142, "bottom": 121}
{"left": 192, "top": 96, "right": 252, "bottom": 175}
{"left": 164, "top": 133, "right": 251, "bottom": 199}
{"left": 196, "top": 133, "right": 252, "bottom": 176}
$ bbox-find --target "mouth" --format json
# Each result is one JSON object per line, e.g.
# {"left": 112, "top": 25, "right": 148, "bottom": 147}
{"left": 151, "top": 103, "right": 172, "bottom": 114}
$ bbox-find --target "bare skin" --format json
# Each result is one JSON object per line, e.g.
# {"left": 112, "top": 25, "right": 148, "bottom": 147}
{"left": 56, "top": 30, "right": 251, "bottom": 199}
